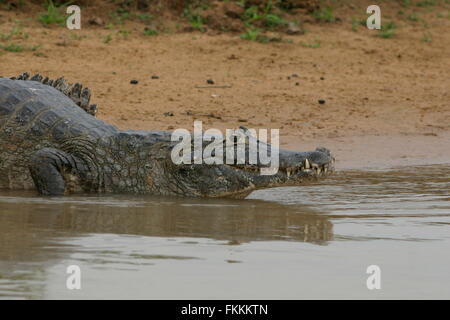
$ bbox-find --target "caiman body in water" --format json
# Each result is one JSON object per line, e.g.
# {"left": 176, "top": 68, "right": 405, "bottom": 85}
{"left": 0, "top": 74, "right": 334, "bottom": 197}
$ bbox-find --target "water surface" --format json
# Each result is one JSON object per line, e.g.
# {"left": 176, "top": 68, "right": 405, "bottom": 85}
{"left": 0, "top": 165, "right": 449, "bottom": 299}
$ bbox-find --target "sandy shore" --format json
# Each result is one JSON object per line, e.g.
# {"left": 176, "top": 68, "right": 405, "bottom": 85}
{"left": 1, "top": 2, "right": 449, "bottom": 170}
{"left": 285, "top": 132, "right": 450, "bottom": 170}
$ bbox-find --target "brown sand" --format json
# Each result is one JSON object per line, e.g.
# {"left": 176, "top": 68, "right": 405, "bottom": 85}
{"left": 1, "top": 2, "right": 449, "bottom": 170}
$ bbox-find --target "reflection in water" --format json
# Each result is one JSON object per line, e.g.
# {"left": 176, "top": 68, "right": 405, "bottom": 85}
{"left": 0, "top": 194, "right": 331, "bottom": 299}
{"left": 0, "top": 195, "right": 333, "bottom": 260}
{"left": 0, "top": 165, "right": 449, "bottom": 299}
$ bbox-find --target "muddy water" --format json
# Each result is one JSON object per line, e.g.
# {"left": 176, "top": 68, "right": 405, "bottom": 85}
{"left": 0, "top": 165, "right": 449, "bottom": 299}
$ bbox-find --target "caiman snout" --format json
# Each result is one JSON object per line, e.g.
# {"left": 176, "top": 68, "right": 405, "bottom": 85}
{"left": 277, "top": 147, "right": 335, "bottom": 179}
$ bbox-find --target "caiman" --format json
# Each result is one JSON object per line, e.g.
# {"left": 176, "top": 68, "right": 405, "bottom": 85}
{"left": 0, "top": 73, "right": 334, "bottom": 197}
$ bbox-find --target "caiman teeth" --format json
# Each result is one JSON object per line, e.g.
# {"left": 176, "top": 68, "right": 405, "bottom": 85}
{"left": 237, "top": 161, "right": 331, "bottom": 176}
{"left": 304, "top": 159, "right": 311, "bottom": 169}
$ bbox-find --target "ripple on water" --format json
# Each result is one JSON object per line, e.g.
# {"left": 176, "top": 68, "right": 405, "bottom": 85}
{"left": 0, "top": 165, "right": 449, "bottom": 299}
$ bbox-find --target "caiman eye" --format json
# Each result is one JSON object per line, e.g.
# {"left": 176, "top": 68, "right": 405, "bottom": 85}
{"left": 144, "top": 164, "right": 152, "bottom": 169}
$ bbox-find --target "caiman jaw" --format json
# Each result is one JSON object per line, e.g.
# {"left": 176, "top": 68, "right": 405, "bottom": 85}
{"left": 233, "top": 158, "right": 333, "bottom": 175}
{"left": 283, "top": 157, "right": 335, "bottom": 178}
{"left": 228, "top": 147, "right": 335, "bottom": 191}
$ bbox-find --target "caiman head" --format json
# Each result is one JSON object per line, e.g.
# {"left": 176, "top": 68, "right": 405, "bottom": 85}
{"left": 132, "top": 127, "right": 335, "bottom": 198}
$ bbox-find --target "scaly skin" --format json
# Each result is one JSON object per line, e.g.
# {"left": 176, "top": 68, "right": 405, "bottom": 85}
{"left": 0, "top": 75, "right": 335, "bottom": 197}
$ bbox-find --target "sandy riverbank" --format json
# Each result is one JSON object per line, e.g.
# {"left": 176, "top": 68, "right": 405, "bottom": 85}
{"left": 1, "top": 1, "right": 449, "bottom": 170}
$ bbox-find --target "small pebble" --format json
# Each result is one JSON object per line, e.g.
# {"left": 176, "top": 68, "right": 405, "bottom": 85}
{"left": 163, "top": 112, "right": 174, "bottom": 116}
{"left": 88, "top": 17, "right": 104, "bottom": 26}
{"left": 151, "top": 75, "right": 159, "bottom": 79}
{"left": 130, "top": 80, "right": 138, "bottom": 84}
{"left": 207, "top": 79, "right": 215, "bottom": 84}
{"left": 320, "top": 77, "right": 325, "bottom": 80}
{"left": 295, "top": 82, "right": 299, "bottom": 86}
{"left": 318, "top": 99, "right": 326, "bottom": 105}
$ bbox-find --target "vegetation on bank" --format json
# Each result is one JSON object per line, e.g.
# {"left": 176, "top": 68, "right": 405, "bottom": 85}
{"left": 0, "top": 0, "right": 448, "bottom": 52}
